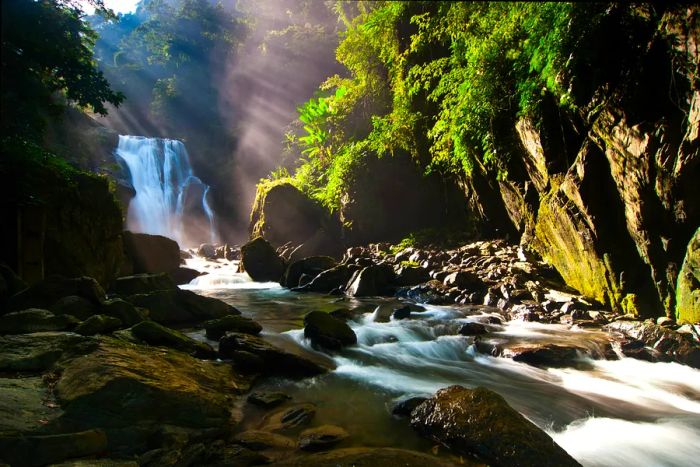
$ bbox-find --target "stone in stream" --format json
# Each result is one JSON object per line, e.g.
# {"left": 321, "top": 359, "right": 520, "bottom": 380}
{"left": 302, "top": 265, "right": 354, "bottom": 293}
{"left": 218, "top": 332, "right": 327, "bottom": 378}
{"left": 282, "top": 256, "right": 337, "bottom": 288}
{"left": 410, "top": 385, "right": 581, "bottom": 466}
{"left": 0, "top": 309, "right": 79, "bottom": 334}
{"left": 74, "top": 314, "right": 122, "bottom": 336}
{"left": 303, "top": 311, "right": 357, "bottom": 350}
{"left": 297, "top": 425, "right": 349, "bottom": 451}
{"left": 391, "top": 397, "right": 428, "bottom": 418}
{"left": 247, "top": 391, "right": 292, "bottom": 409}
{"left": 234, "top": 430, "right": 295, "bottom": 451}
{"left": 457, "top": 322, "right": 488, "bottom": 336}
{"left": 504, "top": 344, "right": 587, "bottom": 368}
{"left": 127, "top": 289, "right": 238, "bottom": 324}
{"left": 241, "top": 237, "right": 285, "bottom": 282}
{"left": 129, "top": 320, "right": 216, "bottom": 358}
{"left": 169, "top": 267, "right": 202, "bottom": 285}
{"left": 204, "top": 315, "right": 262, "bottom": 339}
{"left": 345, "top": 264, "right": 395, "bottom": 297}
{"left": 262, "top": 403, "right": 316, "bottom": 432}
{"left": 391, "top": 305, "right": 412, "bottom": 320}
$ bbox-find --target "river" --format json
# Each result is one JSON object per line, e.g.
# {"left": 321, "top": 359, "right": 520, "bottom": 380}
{"left": 182, "top": 258, "right": 700, "bottom": 467}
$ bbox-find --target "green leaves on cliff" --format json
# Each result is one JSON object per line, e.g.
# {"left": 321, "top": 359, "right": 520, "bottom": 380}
{"left": 280, "top": 2, "right": 673, "bottom": 211}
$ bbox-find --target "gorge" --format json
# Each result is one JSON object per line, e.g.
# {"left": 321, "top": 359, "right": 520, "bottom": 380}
{"left": 0, "top": 1, "right": 698, "bottom": 466}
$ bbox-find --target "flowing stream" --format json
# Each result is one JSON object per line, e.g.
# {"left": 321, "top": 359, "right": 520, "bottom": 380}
{"left": 183, "top": 258, "right": 700, "bottom": 467}
{"left": 115, "top": 135, "right": 217, "bottom": 246}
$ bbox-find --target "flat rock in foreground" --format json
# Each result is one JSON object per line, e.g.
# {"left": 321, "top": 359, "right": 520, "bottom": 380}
{"left": 269, "top": 447, "right": 461, "bottom": 466}
{"left": 410, "top": 385, "right": 580, "bottom": 467}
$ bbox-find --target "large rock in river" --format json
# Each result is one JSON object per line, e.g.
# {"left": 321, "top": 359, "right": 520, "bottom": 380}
{"left": 127, "top": 289, "right": 237, "bottom": 324}
{"left": 54, "top": 338, "right": 251, "bottom": 455}
{"left": 241, "top": 237, "right": 285, "bottom": 282}
{"left": 122, "top": 231, "right": 181, "bottom": 275}
{"left": 303, "top": 311, "right": 357, "bottom": 351}
{"left": 410, "top": 385, "right": 580, "bottom": 466}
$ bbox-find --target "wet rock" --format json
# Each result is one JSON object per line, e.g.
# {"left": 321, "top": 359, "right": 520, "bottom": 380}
{"left": 128, "top": 289, "right": 237, "bottom": 324}
{"left": 50, "top": 295, "right": 96, "bottom": 320}
{"left": 207, "top": 443, "right": 270, "bottom": 466}
{"left": 656, "top": 317, "right": 675, "bottom": 327}
{"left": 74, "top": 314, "right": 122, "bottom": 336}
{"left": 443, "top": 271, "right": 483, "bottom": 291}
{"left": 123, "top": 231, "right": 181, "bottom": 274}
{"left": 270, "top": 447, "right": 459, "bottom": 466}
{"left": 297, "top": 425, "right": 349, "bottom": 451}
{"left": 55, "top": 338, "right": 250, "bottom": 455}
{"left": 219, "top": 332, "right": 327, "bottom": 378}
{"left": 282, "top": 256, "right": 337, "bottom": 288}
{"left": 346, "top": 265, "right": 395, "bottom": 297}
{"left": 0, "top": 429, "right": 108, "bottom": 467}
{"left": 0, "top": 332, "right": 97, "bottom": 372}
{"left": 130, "top": 320, "right": 215, "bottom": 358}
{"left": 391, "top": 397, "right": 428, "bottom": 417}
{"left": 394, "top": 266, "right": 430, "bottom": 287}
{"left": 169, "top": 267, "right": 202, "bottom": 285}
{"left": 263, "top": 403, "right": 316, "bottom": 432}
{"left": 247, "top": 391, "right": 291, "bottom": 409}
{"left": 100, "top": 298, "right": 146, "bottom": 326}
{"left": 241, "top": 237, "right": 285, "bottom": 282}
{"left": 197, "top": 243, "right": 217, "bottom": 258}
{"left": 204, "top": 315, "right": 262, "bottom": 339}
{"left": 391, "top": 305, "right": 412, "bottom": 320}
{"left": 0, "top": 309, "right": 79, "bottom": 334}
{"left": 113, "top": 273, "right": 177, "bottom": 296}
{"left": 304, "top": 265, "right": 354, "bottom": 293}
{"left": 410, "top": 385, "right": 580, "bottom": 466}
{"left": 396, "top": 281, "right": 450, "bottom": 305}
{"left": 6, "top": 276, "right": 105, "bottom": 312}
{"left": 235, "top": 430, "right": 295, "bottom": 451}
{"left": 458, "top": 322, "right": 488, "bottom": 336}
{"left": 483, "top": 291, "right": 499, "bottom": 307}
{"left": 303, "top": 311, "right": 357, "bottom": 350}
{"left": 504, "top": 344, "right": 585, "bottom": 368}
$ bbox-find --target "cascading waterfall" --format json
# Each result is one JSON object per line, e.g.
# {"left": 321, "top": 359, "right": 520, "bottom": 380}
{"left": 115, "top": 135, "right": 217, "bottom": 246}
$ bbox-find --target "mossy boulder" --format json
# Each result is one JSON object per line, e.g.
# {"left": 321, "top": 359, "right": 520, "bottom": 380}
{"left": 204, "top": 315, "right": 262, "bottom": 339}
{"left": 100, "top": 298, "right": 146, "bottom": 326}
{"left": 54, "top": 338, "right": 251, "bottom": 455}
{"left": 74, "top": 314, "right": 122, "bottom": 336}
{"left": 676, "top": 227, "right": 700, "bottom": 324}
{"left": 130, "top": 320, "right": 215, "bottom": 358}
{"left": 6, "top": 276, "right": 105, "bottom": 312}
{"left": 0, "top": 429, "right": 108, "bottom": 467}
{"left": 410, "top": 386, "right": 580, "bottom": 467}
{"left": 303, "top": 311, "right": 357, "bottom": 351}
{"left": 127, "top": 289, "right": 237, "bottom": 324}
{"left": 0, "top": 332, "right": 97, "bottom": 372}
{"left": 241, "top": 237, "right": 285, "bottom": 282}
{"left": 50, "top": 295, "right": 96, "bottom": 320}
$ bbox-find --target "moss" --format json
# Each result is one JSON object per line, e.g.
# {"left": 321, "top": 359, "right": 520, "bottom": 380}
{"left": 620, "top": 294, "right": 641, "bottom": 317}
{"left": 676, "top": 228, "right": 700, "bottom": 324}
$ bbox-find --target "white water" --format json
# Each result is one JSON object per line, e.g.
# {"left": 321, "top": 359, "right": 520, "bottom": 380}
{"left": 115, "top": 135, "right": 217, "bottom": 246}
{"left": 181, "top": 262, "right": 700, "bottom": 466}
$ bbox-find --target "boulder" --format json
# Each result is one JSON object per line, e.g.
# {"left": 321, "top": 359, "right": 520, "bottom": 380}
{"left": 112, "top": 273, "right": 177, "bottom": 296}
{"left": 0, "top": 429, "right": 108, "bottom": 467}
{"left": 130, "top": 320, "right": 215, "bottom": 358}
{"left": 54, "top": 338, "right": 251, "bottom": 455}
{"left": 303, "top": 311, "right": 357, "bottom": 350}
{"left": 391, "top": 397, "right": 428, "bottom": 418}
{"left": 218, "top": 332, "right": 327, "bottom": 378}
{"left": 443, "top": 271, "right": 483, "bottom": 291}
{"left": 458, "top": 322, "right": 488, "bottom": 336}
{"left": 100, "top": 298, "right": 146, "bottom": 326}
{"left": 503, "top": 344, "right": 586, "bottom": 368}
{"left": 6, "top": 276, "right": 105, "bottom": 312}
{"left": 0, "top": 332, "right": 97, "bottom": 372}
{"left": 204, "top": 315, "right": 262, "bottom": 339}
{"left": 304, "top": 265, "right": 354, "bottom": 293}
{"left": 297, "top": 425, "right": 349, "bottom": 451}
{"left": 346, "top": 265, "right": 395, "bottom": 297}
{"left": 241, "top": 237, "right": 285, "bottom": 282}
{"left": 410, "top": 386, "right": 580, "bottom": 466}
{"left": 282, "top": 256, "right": 337, "bottom": 288}
{"left": 50, "top": 295, "right": 96, "bottom": 320}
{"left": 169, "top": 267, "right": 202, "bottom": 285}
{"left": 676, "top": 227, "right": 699, "bottom": 324}
{"left": 127, "top": 289, "right": 237, "bottom": 324}
{"left": 262, "top": 403, "right": 316, "bottom": 432}
{"left": 391, "top": 305, "right": 412, "bottom": 320}
{"left": 234, "top": 430, "right": 295, "bottom": 451}
{"left": 394, "top": 266, "right": 430, "bottom": 287}
{"left": 197, "top": 243, "right": 217, "bottom": 259}
{"left": 0, "top": 309, "right": 79, "bottom": 334}
{"left": 122, "top": 231, "right": 181, "bottom": 274}
{"left": 74, "top": 314, "right": 122, "bottom": 336}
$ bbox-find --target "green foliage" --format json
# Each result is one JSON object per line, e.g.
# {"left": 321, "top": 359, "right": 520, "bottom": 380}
{"left": 273, "top": 1, "right": 677, "bottom": 215}
{"left": 1, "top": 0, "right": 124, "bottom": 138}
{"left": 392, "top": 227, "right": 475, "bottom": 251}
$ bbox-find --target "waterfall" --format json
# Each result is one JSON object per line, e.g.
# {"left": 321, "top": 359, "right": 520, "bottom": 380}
{"left": 115, "top": 135, "right": 218, "bottom": 247}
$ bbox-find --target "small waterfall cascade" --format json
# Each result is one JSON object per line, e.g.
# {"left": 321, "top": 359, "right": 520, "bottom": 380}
{"left": 115, "top": 135, "right": 217, "bottom": 246}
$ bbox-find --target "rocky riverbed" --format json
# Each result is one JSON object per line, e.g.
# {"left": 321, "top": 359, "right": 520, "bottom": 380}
{"left": 1, "top": 236, "right": 699, "bottom": 466}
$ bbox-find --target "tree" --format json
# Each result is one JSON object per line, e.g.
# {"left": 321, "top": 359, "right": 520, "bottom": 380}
{"left": 1, "top": 0, "right": 124, "bottom": 138}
